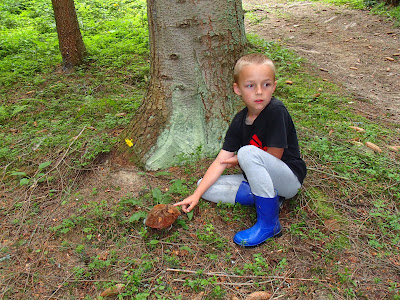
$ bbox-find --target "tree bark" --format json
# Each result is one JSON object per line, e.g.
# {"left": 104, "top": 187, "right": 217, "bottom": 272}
{"left": 384, "top": 0, "right": 399, "bottom": 6}
{"left": 51, "top": 0, "right": 86, "bottom": 71}
{"left": 120, "top": 0, "right": 247, "bottom": 170}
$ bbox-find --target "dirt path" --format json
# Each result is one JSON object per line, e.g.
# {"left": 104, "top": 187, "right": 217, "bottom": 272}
{"left": 244, "top": 0, "right": 400, "bottom": 124}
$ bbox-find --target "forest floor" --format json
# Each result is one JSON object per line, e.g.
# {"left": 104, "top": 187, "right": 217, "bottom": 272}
{"left": 245, "top": 0, "right": 400, "bottom": 124}
{"left": 2, "top": 0, "right": 400, "bottom": 299}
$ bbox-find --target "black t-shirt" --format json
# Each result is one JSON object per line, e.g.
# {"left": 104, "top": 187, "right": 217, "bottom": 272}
{"left": 222, "top": 97, "right": 307, "bottom": 184}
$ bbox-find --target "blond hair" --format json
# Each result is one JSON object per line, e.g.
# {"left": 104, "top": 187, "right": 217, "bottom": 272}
{"left": 233, "top": 53, "right": 276, "bottom": 83}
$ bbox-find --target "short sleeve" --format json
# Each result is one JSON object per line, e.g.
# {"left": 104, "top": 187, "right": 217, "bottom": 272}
{"left": 222, "top": 110, "right": 245, "bottom": 152}
{"left": 262, "top": 105, "right": 290, "bottom": 149}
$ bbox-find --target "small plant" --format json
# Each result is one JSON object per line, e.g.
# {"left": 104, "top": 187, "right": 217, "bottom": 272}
{"left": 10, "top": 160, "right": 52, "bottom": 186}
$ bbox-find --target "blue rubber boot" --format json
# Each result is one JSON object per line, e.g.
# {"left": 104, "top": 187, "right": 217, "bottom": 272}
{"left": 235, "top": 181, "right": 255, "bottom": 206}
{"left": 233, "top": 192, "right": 282, "bottom": 247}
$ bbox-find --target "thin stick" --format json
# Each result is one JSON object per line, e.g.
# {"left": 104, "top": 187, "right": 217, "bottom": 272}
{"left": 171, "top": 279, "right": 274, "bottom": 286}
{"left": 48, "top": 272, "right": 74, "bottom": 298}
{"left": 307, "top": 167, "right": 350, "bottom": 180}
{"left": 165, "top": 268, "right": 327, "bottom": 282}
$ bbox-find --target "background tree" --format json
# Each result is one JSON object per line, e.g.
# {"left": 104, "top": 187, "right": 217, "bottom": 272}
{"left": 51, "top": 0, "right": 86, "bottom": 71}
{"left": 120, "top": 0, "right": 247, "bottom": 170}
{"left": 385, "top": 0, "right": 399, "bottom": 6}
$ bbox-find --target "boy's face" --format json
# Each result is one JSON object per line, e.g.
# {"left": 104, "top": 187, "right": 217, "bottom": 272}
{"left": 233, "top": 63, "right": 277, "bottom": 117}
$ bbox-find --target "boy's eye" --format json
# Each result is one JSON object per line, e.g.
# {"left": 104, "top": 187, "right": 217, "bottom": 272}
{"left": 264, "top": 83, "right": 271, "bottom": 87}
{"left": 246, "top": 84, "right": 253, "bottom": 88}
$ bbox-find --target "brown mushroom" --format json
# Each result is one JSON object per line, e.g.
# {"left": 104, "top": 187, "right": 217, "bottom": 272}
{"left": 145, "top": 204, "right": 181, "bottom": 229}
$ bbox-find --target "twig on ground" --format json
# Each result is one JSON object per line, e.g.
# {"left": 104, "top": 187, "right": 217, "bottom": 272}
{"left": 307, "top": 167, "right": 350, "bottom": 180}
{"left": 269, "top": 269, "right": 295, "bottom": 299}
{"left": 171, "top": 278, "right": 274, "bottom": 286}
{"left": 48, "top": 272, "right": 74, "bottom": 299}
{"left": 165, "top": 268, "right": 327, "bottom": 282}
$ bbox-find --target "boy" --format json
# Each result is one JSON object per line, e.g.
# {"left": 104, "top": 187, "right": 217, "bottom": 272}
{"left": 174, "top": 53, "right": 307, "bottom": 247}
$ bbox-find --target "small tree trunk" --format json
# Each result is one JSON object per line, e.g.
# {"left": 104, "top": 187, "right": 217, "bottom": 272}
{"left": 385, "top": 0, "right": 399, "bottom": 6}
{"left": 52, "top": 0, "right": 86, "bottom": 71}
{"left": 120, "top": 0, "right": 247, "bottom": 170}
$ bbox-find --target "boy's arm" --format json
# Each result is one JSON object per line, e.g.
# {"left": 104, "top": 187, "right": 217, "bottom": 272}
{"left": 174, "top": 149, "right": 236, "bottom": 213}
{"left": 267, "top": 147, "right": 284, "bottom": 159}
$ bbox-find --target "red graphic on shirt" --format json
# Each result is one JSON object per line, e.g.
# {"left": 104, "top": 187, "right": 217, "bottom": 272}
{"left": 250, "top": 134, "right": 268, "bottom": 152}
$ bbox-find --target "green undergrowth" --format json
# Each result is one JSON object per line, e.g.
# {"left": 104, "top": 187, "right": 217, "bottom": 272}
{"left": 304, "top": 0, "right": 400, "bottom": 25}
{"left": 1, "top": 0, "right": 400, "bottom": 299}
{"left": 370, "top": 3, "right": 400, "bottom": 25}
{"left": 0, "top": 0, "right": 149, "bottom": 188}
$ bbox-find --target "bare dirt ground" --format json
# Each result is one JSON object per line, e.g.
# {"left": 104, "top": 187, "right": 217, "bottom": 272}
{"left": 244, "top": 0, "right": 400, "bottom": 124}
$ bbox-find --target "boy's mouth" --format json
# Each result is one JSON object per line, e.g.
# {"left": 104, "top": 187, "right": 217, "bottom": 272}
{"left": 255, "top": 99, "right": 264, "bottom": 103}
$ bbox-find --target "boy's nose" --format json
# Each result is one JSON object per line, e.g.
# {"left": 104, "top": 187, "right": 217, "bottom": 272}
{"left": 255, "top": 85, "right": 262, "bottom": 94}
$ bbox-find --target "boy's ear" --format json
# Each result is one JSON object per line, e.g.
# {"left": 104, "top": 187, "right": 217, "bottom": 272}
{"left": 273, "top": 81, "right": 277, "bottom": 92}
{"left": 233, "top": 83, "right": 241, "bottom": 96}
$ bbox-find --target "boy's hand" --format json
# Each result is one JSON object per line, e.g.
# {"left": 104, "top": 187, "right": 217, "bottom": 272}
{"left": 220, "top": 155, "right": 238, "bottom": 168}
{"left": 173, "top": 195, "right": 199, "bottom": 213}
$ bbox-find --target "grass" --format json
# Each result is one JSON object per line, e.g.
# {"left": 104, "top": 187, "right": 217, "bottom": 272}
{"left": 1, "top": 0, "right": 148, "bottom": 188}
{"left": 1, "top": 0, "right": 400, "bottom": 299}
{"left": 313, "top": 0, "right": 400, "bottom": 24}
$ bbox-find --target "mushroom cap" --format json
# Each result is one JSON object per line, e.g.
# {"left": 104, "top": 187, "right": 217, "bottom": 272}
{"left": 145, "top": 204, "right": 181, "bottom": 229}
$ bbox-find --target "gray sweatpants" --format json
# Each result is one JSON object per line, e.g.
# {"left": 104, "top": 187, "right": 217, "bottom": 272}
{"left": 201, "top": 145, "right": 301, "bottom": 204}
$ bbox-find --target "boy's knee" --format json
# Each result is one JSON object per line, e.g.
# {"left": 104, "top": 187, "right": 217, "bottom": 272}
{"left": 237, "top": 145, "right": 254, "bottom": 157}
{"left": 237, "top": 145, "right": 258, "bottom": 165}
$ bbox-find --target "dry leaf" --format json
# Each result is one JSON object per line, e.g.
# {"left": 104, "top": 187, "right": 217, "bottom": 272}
{"left": 385, "top": 57, "right": 395, "bottom": 61}
{"left": 245, "top": 291, "right": 272, "bottom": 300}
{"left": 349, "top": 126, "right": 365, "bottom": 133}
{"left": 387, "top": 145, "right": 400, "bottom": 152}
{"left": 350, "top": 138, "right": 363, "bottom": 146}
{"left": 324, "top": 219, "right": 340, "bottom": 231}
{"left": 285, "top": 80, "right": 293, "bottom": 85}
{"left": 193, "top": 292, "right": 204, "bottom": 300}
{"left": 97, "top": 250, "right": 109, "bottom": 261}
{"left": 351, "top": 141, "right": 364, "bottom": 146}
{"left": 365, "top": 142, "right": 382, "bottom": 153}
{"left": 100, "top": 284, "right": 124, "bottom": 297}
{"left": 348, "top": 255, "right": 359, "bottom": 263}
{"left": 349, "top": 67, "right": 358, "bottom": 70}
{"left": 312, "top": 93, "right": 321, "bottom": 98}
{"left": 172, "top": 249, "right": 189, "bottom": 256}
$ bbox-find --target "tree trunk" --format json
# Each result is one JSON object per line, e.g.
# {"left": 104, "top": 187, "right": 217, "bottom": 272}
{"left": 384, "top": 0, "right": 399, "bottom": 6}
{"left": 51, "top": 0, "right": 86, "bottom": 71}
{"left": 120, "top": 0, "right": 247, "bottom": 170}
